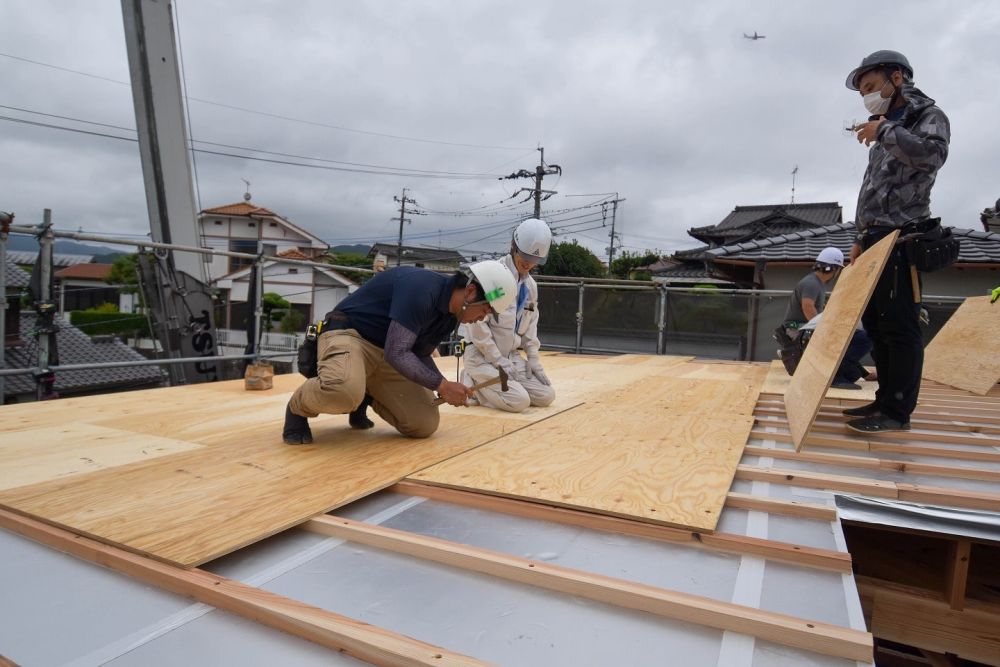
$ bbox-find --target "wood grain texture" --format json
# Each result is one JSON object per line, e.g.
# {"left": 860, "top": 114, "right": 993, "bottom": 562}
{"left": 0, "top": 424, "right": 202, "bottom": 491}
{"left": 307, "top": 515, "right": 872, "bottom": 662}
{"left": 785, "top": 231, "right": 899, "bottom": 450}
{"left": 0, "top": 373, "right": 557, "bottom": 567}
{"left": 411, "top": 361, "right": 766, "bottom": 532}
{"left": 0, "top": 508, "right": 490, "bottom": 667}
{"left": 761, "top": 359, "right": 877, "bottom": 401}
{"left": 923, "top": 295, "right": 1000, "bottom": 395}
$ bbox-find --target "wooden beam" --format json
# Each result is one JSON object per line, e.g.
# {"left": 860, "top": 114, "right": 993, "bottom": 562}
{"left": 944, "top": 539, "right": 972, "bottom": 611}
{"left": 723, "top": 491, "right": 837, "bottom": 521}
{"left": 751, "top": 429, "right": 870, "bottom": 452}
{"left": 896, "top": 483, "right": 1000, "bottom": 512}
{"left": 856, "top": 576, "right": 1000, "bottom": 665}
{"left": 0, "top": 508, "right": 490, "bottom": 667}
{"left": 307, "top": 515, "right": 873, "bottom": 662}
{"left": 391, "top": 481, "right": 850, "bottom": 572}
{"left": 919, "top": 649, "right": 963, "bottom": 667}
{"left": 755, "top": 406, "right": 1000, "bottom": 435}
{"left": 735, "top": 465, "right": 899, "bottom": 498}
{"left": 757, "top": 416, "right": 1000, "bottom": 448}
{"left": 742, "top": 445, "right": 1000, "bottom": 483}
{"left": 753, "top": 429, "right": 1000, "bottom": 464}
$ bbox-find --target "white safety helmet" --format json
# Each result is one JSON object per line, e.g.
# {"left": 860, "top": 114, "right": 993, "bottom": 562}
{"left": 465, "top": 260, "right": 517, "bottom": 315}
{"left": 816, "top": 247, "right": 845, "bottom": 267}
{"left": 512, "top": 218, "right": 552, "bottom": 266}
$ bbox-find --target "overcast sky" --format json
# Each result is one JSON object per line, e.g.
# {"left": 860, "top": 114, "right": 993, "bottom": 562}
{"left": 2, "top": 1, "right": 998, "bottom": 260}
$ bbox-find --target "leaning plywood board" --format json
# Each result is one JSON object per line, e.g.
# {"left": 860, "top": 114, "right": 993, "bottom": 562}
{"left": 923, "top": 295, "right": 1000, "bottom": 395}
{"left": 412, "top": 362, "right": 766, "bottom": 532}
{"left": 761, "top": 360, "right": 877, "bottom": 401}
{"left": 785, "top": 231, "right": 898, "bottom": 451}
{"left": 0, "top": 357, "right": 668, "bottom": 567}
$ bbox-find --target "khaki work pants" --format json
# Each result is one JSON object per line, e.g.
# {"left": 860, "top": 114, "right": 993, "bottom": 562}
{"left": 289, "top": 329, "right": 440, "bottom": 438}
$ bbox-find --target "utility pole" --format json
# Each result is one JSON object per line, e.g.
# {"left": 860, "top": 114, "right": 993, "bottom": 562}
{"left": 604, "top": 195, "right": 627, "bottom": 273}
{"left": 393, "top": 188, "right": 424, "bottom": 266}
{"left": 791, "top": 165, "right": 799, "bottom": 204}
{"left": 500, "top": 146, "right": 561, "bottom": 219}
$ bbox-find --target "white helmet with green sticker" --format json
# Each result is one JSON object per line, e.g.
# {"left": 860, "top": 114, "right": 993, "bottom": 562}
{"left": 466, "top": 260, "right": 516, "bottom": 314}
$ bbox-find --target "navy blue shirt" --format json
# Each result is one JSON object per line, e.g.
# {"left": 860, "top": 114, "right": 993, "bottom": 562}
{"left": 330, "top": 267, "right": 458, "bottom": 355}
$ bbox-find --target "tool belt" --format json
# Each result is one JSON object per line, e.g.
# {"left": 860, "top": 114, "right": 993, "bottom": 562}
{"left": 773, "top": 322, "right": 812, "bottom": 376}
{"left": 901, "top": 218, "right": 960, "bottom": 273}
{"left": 297, "top": 311, "right": 351, "bottom": 379}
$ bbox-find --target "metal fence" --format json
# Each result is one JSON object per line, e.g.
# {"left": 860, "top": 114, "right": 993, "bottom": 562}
{"left": 535, "top": 277, "right": 967, "bottom": 362}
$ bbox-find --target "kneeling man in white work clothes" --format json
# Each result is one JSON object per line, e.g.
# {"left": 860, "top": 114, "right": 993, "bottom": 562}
{"left": 461, "top": 218, "right": 555, "bottom": 412}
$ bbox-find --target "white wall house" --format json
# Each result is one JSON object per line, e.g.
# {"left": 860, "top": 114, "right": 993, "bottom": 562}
{"left": 199, "top": 200, "right": 330, "bottom": 282}
{"left": 199, "top": 200, "right": 354, "bottom": 329}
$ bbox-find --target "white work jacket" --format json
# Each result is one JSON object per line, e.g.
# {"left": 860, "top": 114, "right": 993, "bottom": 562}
{"left": 461, "top": 254, "right": 541, "bottom": 366}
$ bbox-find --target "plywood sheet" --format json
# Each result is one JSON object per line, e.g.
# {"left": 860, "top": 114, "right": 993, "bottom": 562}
{"left": 923, "top": 295, "right": 1000, "bottom": 395}
{"left": 0, "top": 424, "right": 203, "bottom": 491}
{"left": 784, "top": 232, "right": 898, "bottom": 450}
{"left": 0, "top": 354, "right": 679, "bottom": 567}
{"left": 761, "top": 360, "right": 877, "bottom": 401}
{"left": 412, "top": 361, "right": 765, "bottom": 532}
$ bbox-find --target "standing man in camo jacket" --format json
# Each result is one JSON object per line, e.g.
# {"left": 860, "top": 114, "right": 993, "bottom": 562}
{"left": 843, "top": 50, "right": 950, "bottom": 434}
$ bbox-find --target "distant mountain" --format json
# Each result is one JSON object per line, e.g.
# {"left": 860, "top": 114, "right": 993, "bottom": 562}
{"left": 5, "top": 234, "right": 126, "bottom": 259}
{"left": 330, "top": 244, "right": 372, "bottom": 255}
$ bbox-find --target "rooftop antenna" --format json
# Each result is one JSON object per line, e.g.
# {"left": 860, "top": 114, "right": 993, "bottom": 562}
{"left": 241, "top": 178, "right": 251, "bottom": 202}
{"left": 790, "top": 165, "right": 798, "bottom": 204}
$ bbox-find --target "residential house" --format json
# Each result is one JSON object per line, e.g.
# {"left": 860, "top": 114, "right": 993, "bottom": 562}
{"left": 215, "top": 248, "right": 355, "bottom": 330}
{"left": 199, "top": 200, "right": 330, "bottom": 281}
{"left": 54, "top": 263, "right": 119, "bottom": 313}
{"left": 6, "top": 250, "right": 94, "bottom": 273}
{"left": 368, "top": 243, "right": 466, "bottom": 271}
{"left": 199, "top": 200, "right": 355, "bottom": 329}
{"left": 655, "top": 202, "right": 843, "bottom": 286}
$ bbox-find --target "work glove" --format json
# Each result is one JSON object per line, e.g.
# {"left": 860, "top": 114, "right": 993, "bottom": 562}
{"left": 495, "top": 357, "right": 517, "bottom": 382}
{"left": 526, "top": 357, "right": 550, "bottom": 386}
{"left": 992, "top": 285, "right": 1000, "bottom": 304}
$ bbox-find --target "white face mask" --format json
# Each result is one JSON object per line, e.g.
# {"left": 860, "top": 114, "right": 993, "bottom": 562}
{"left": 863, "top": 81, "right": 894, "bottom": 116}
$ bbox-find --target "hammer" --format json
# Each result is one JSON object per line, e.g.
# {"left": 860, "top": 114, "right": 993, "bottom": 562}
{"left": 433, "top": 367, "right": 508, "bottom": 405}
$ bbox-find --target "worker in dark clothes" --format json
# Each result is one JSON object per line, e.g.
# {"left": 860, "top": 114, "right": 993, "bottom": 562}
{"left": 282, "top": 261, "right": 516, "bottom": 445}
{"left": 781, "top": 247, "right": 873, "bottom": 389}
{"left": 843, "top": 50, "right": 950, "bottom": 433}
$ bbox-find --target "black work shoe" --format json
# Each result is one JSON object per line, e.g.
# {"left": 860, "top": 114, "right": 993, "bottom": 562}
{"left": 831, "top": 380, "right": 862, "bottom": 390}
{"left": 846, "top": 415, "right": 910, "bottom": 434}
{"left": 843, "top": 402, "right": 880, "bottom": 417}
{"left": 349, "top": 394, "right": 375, "bottom": 430}
{"left": 283, "top": 404, "right": 313, "bottom": 445}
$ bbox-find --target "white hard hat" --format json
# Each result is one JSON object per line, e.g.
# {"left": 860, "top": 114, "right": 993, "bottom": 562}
{"left": 512, "top": 218, "right": 552, "bottom": 265}
{"left": 466, "top": 260, "right": 517, "bottom": 314}
{"left": 816, "top": 247, "right": 845, "bottom": 267}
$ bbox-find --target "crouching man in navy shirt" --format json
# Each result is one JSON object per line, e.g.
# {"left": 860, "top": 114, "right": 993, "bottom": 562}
{"left": 283, "top": 261, "right": 516, "bottom": 444}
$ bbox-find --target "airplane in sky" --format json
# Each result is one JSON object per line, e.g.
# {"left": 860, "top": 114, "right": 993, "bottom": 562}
{"left": 743, "top": 31, "right": 766, "bottom": 40}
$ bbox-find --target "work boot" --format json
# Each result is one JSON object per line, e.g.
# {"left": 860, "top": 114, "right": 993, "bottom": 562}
{"left": 842, "top": 402, "right": 880, "bottom": 417}
{"left": 831, "top": 380, "right": 862, "bottom": 390}
{"left": 283, "top": 403, "right": 313, "bottom": 445}
{"left": 349, "top": 394, "right": 375, "bottom": 430}
{"left": 845, "top": 415, "right": 910, "bottom": 434}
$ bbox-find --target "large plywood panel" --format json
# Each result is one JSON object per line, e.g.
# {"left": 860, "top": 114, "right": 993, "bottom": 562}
{"left": 0, "top": 424, "right": 203, "bottom": 491}
{"left": 0, "top": 355, "right": 676, "bottom": 567}
{"left": 784, "top": 232, "right": 898, "bottom": 450}
{"left": 412, "top": 362, "right": 765, "bottom": 532}
{"left": 923, "top": 295, "right": 1000, "bottom": 395}
{"left": 761, "top": 360, "right": 877, "bottom": 402}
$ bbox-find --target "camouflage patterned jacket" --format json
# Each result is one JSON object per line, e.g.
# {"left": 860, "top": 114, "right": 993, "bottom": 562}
{"left": 855, "top": 84, "right": 950, "bottom": 238}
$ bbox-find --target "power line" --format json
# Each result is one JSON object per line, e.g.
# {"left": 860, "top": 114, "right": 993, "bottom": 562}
{"left": 0, "top": 51, "right": 533, "bottom": 151}
{"left": 0, "top": 114, "right": 504, "bottom": 180}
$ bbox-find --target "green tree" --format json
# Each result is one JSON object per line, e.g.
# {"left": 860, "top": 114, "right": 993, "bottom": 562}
{"left": 609, "top": 250, "right": 662, "bottom": 280}
{"left": 539, "top": 241, "right": 605, "bottom": 278}
{"left": 327, "top": 252, "right": 374, "bottom": 284}
{"left": 262, "top": 292, "right": 290, "bottom": 332}
{"left": 279, "top": 308, "right": 306, "bottom": 333}
{"left": 106, "top": 253, "right": 140, "bottom": 294}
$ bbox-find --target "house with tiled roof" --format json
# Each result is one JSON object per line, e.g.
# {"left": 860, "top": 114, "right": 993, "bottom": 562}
{"left": 705, "top": 222, "right": 1000, "bottom": 296}
{"left": 198, "top": 199, "right": 330, "bottom": 281}
{"left": 368, "top": 243, "right": 467, "bottom": 271}
{"left": 53, "top": 263, "right": 121, "bottom": 313}
{"left": 654, "top": 202, "right": 843, "bottom": 286}
{"left": 2, "top": 262, "right": 165, "bottom": 404}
